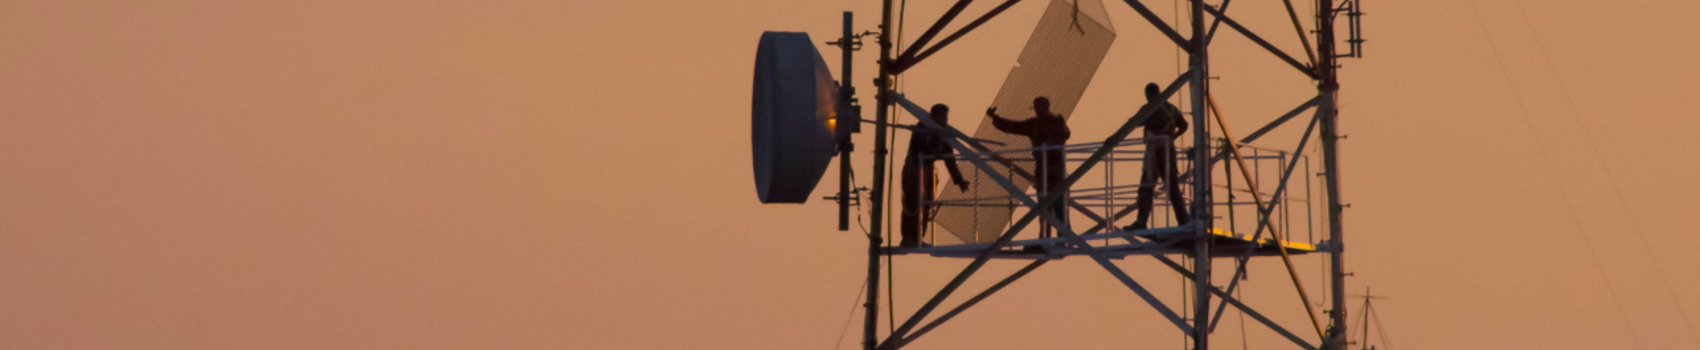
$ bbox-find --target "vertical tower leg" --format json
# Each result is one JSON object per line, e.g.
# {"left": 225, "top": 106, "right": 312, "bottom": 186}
{"left": 1316, "top": 0, "right": 1348, "bottom": 348}
{"left": 866, "top": 2, "right": 894, "bottom": 350}
{"left": 1189, "top": 0, "right": 1213, "bottom": 348}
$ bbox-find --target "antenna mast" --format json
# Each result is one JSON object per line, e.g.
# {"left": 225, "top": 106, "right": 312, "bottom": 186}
{"left": 1319, "top": 0, "right": 1349, "bottom": 348}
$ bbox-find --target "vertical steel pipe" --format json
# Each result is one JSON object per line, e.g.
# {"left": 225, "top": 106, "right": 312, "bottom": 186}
{"left": 1316, "top": 0, "right": 1349, "bottom": 348}
{"left": 866, "top": 1, "right": 894, "bottom": 348}
{"left": 839, "top": 12, "right": 855, "bottom": 232}
{"left": 1189, "top": 0, "right": 1213, "bottom": 348}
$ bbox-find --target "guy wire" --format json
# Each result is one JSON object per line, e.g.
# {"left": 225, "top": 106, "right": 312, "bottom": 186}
{"left": 834, "top": 277, "right": 869, "bottom": 350}
{"left": 1465, "top": 2, "right": 1647, "bottom": 348}
{"left": 1508, "top": 0, "right": 1700, "bottom": 343}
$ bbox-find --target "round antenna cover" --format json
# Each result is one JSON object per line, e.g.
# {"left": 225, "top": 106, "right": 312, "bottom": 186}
{"left": 751, "top": 32, "right": 840, "bottom": 204}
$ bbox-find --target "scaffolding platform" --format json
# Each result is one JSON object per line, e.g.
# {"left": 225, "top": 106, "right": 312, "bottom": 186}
{"left": 882, "top": 225, "right": 1317, "bottom": 260}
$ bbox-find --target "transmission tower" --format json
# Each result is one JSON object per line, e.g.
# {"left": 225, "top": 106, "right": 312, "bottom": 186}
{"left": 752, "top": 0, "right": 1367, "bottom": 349}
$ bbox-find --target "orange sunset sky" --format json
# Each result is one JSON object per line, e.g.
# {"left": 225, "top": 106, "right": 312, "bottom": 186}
{"left": 2, "top": 0, "right": 1699, "bottom": 349}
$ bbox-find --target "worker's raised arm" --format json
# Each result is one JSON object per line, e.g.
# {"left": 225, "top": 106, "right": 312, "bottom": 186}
{"left": 986, "top": 106, "right": 1035, "bottom": 135}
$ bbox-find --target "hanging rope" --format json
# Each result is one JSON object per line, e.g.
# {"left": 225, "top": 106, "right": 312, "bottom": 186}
{"left": 1506, "top": 0, "right": 1700, "bottom": 342}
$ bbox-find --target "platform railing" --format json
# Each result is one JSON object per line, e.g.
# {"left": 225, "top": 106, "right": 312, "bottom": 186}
{"left": 916, "top": 135, "right": 1318, "bottom": 248}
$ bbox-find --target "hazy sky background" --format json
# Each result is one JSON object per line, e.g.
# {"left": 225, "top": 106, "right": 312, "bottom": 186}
{"left": 2, "top": 0, "right": 1698, "bottom": 349}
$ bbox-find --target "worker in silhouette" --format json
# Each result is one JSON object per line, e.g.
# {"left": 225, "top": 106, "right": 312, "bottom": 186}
{"left": 987, "top": 96, "right": 1072, "bottom": 238}
{"left": 901, "top": 104, "right": 971, "bottom": 248}
{"left": 1125, "top": 83, "right": 1190, "bottom": 231}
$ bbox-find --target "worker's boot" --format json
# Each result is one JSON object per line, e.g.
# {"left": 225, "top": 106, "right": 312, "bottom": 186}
{"left": 1122, "top": 220, "right": 1147, "bottom": 232}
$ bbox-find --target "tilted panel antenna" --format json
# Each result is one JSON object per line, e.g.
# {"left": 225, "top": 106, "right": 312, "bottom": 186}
{"left": 931, "top": 0, "right": 1115, "bottom": 244}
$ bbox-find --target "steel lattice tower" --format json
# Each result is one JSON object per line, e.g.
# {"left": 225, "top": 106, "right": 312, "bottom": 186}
{"left": 799, "top": 0, "right": 1366, "bottom": 349}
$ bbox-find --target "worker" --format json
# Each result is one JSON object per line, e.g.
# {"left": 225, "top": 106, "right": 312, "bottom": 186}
{"left": 1124, "top": 83, "right": 1190, "bottom": 231}
{"left": 987, "top": 96, "right": 1071, "bottom": 238}
{"left": 901, "top": 104, "right": 971, "bottom": 248}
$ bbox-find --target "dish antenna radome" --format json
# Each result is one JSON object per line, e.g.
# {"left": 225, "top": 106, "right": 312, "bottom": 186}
{"left": 751, "top": 31, "right": 840, "bottom": 204}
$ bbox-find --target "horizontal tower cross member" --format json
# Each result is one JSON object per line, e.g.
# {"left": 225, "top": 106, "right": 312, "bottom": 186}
{"left": 1200, "top": 5, "right": 1318, "bottom": 79}
{"left": 897, "top": 0, "right": 1013, "bottom": 72}
{"left": 1208, "top": 256, "right": 1250, "bottom": 332}
{"left": 1119, "top": 0, "right": 1192, "bottom": 53}
{"left": 1153, "top": 254, "right": 1321, "bottom": 350}
{"left": 892, "top": 0, "right": 975, "bottom": 69}
{"left": 1242, "top": 96, "right": 1321, "bottom": 143}
{"left": 1204, "top": 0, "right": 1233, "bottom": 44}
{"left": 893, "top": 259, "right": 1048, "bottom": 348}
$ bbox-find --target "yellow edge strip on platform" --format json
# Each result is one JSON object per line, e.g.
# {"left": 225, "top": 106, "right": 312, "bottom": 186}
{"left": 1208, "top": 228, "right": 1315, "bottom": 251}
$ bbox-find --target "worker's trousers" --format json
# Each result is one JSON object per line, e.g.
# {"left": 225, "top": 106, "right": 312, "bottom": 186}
{"left": 1131, "top": 140, "right": 1190, "bottom": 228}
{"left": 899, "top": 162, "right": 934, "bottom": 246}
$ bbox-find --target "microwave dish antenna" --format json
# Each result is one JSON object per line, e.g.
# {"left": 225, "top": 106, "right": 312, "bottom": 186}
{"left": 751, "top": 31, "right": 841, "bottom": 204}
